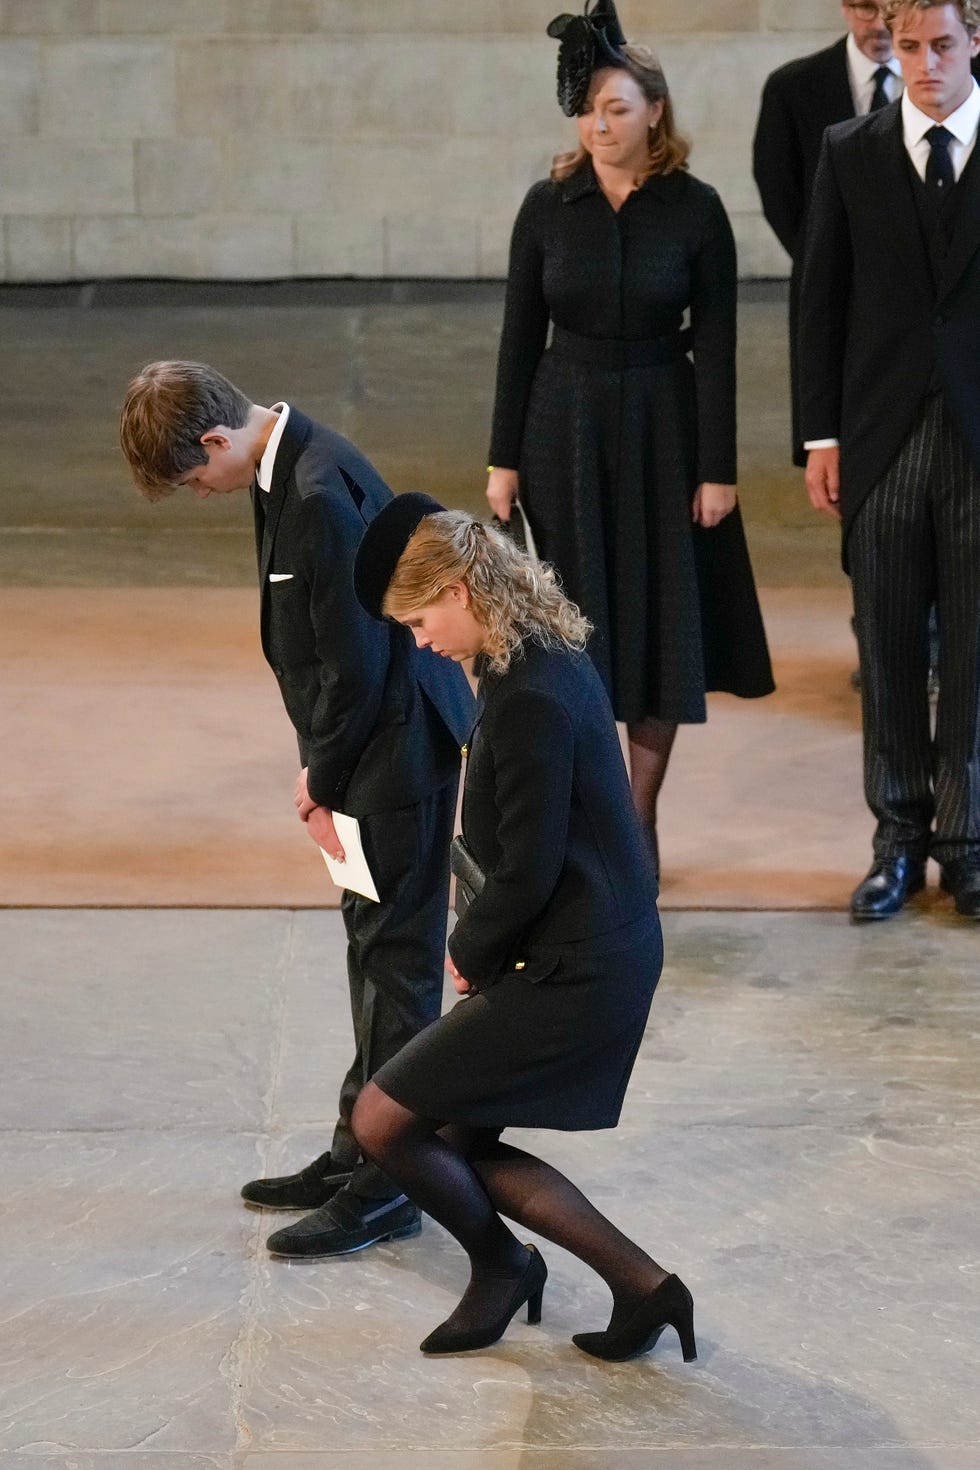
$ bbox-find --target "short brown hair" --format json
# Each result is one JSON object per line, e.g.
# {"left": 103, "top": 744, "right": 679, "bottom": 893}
{"left": 119, "top": 360, "right": 252, "bottom": 500}
{"left": 551, "top": 44, "right": 690, "bottom": 184}
{"left": 884, "top": 0, "right": 980, "bottom": 31}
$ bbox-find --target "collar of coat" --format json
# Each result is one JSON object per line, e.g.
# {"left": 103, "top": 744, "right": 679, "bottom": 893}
{"left": 561, "top": 156, "right": 687, "bottom": 205}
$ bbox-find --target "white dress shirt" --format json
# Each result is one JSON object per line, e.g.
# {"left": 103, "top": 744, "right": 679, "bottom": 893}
{"left": 256, "top": 401, "right": 291, "bottom": 492}
{"left": 846, "top": 32, "right": 903, "bottom": 115}
{"left": 902, "top": 78, "right": 980, "bottom": 181}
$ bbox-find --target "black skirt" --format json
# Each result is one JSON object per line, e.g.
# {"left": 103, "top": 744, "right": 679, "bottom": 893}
{"left": 519, "top": 340, "right": 774, "bottom": 725}
{"left": 372, "top": 917, "right": 662, "bottom": 1132}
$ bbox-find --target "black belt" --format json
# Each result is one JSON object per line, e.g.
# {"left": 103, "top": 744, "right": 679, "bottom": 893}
{"left": 549, "top": 325, "right": 691, "bottom": 368}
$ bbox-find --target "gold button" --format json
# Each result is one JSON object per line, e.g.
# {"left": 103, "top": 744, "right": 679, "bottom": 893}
{"left": 514, "top": 960, "right": 525, "bottom": 971}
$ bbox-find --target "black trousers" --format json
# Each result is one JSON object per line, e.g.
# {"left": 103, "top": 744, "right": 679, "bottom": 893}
{"left": 849, "top": 394, "right": 980, "bottom": 866}
{"left": 330, "top": 781, "right": 456, "bottom": 1197}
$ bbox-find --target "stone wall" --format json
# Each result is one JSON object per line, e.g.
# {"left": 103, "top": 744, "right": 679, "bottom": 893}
{"left": 0, "top": 0, "right": 843, "bottom": 281}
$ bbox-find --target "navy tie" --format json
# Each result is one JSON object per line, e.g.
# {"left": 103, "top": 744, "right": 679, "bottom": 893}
{"left": 870, "top": 65, "right": 891, "bottom": 111}
{"left": 925, "top": 125, "right": 955, "bottom": 191}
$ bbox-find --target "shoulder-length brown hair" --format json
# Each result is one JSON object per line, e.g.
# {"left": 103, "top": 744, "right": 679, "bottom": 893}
{"left": 551, "top": 44, "right": 690, "bottom": 185}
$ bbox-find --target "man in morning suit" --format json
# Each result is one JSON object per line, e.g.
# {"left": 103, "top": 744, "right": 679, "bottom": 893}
{"left": 120, "top": 361, "right": 475, "bottom": 1252}
{"left": 753, "top": 2, "right": 903, "bottom": 466}
{"left": 799, "top": 0, "right": 980, "bottom": 920}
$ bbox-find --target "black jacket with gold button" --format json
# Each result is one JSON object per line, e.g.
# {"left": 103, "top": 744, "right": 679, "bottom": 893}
{"left": 447, "top": 638, "right": 658, "bottom": 989}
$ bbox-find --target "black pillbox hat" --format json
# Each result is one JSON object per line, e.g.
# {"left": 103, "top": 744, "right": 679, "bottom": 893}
{"left": 353, "top": 491, "right": 446, "bottom": 621}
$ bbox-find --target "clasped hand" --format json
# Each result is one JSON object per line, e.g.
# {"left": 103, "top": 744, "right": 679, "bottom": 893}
{"left": 692, "top": 482, "right": 736, "bottom": 527}
{"left": 294, "top": 766, "right": 346, "bottom": 862}
{"left": 446, "top": 955, "right": 476, "bottom": 996}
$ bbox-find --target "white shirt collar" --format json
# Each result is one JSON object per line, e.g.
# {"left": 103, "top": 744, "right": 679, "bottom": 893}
{"left": 256, "top": 402, "right": 290, "bottom": 493}
{"left": 846, "top": 31, "right": 902, "bottom": 91}
{"left": 901, "top": 77, "right": 980, "bottom": 148}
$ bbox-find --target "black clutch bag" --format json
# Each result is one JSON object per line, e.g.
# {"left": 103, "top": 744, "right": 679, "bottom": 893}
{"left": 450, "top": 834, "right": 485, "bottom": 917}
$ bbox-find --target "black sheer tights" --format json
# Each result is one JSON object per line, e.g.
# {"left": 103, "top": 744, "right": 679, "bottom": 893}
{"left": 353, "top": 1081, "right": 667, "bottom": 1336}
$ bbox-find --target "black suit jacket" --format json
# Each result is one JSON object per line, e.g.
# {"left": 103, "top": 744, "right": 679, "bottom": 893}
{"left": 753, "top": 37, "right": 855, "bottom": 466}
{"left": 798, "top": 102, "right": 980, "bottom": 563}
{"left": 447, "top": 640, "right": 658, "bottom": 989}
{"left": 753, "top": 36, "right": 854, "bottom": 262}
{"left": 254, "top": 408, "right": 474, "bottom": 816}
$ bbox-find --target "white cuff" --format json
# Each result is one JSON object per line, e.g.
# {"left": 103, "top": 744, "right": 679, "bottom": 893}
{"left": 803, "top": 438, "right": 840, "bottom": 450}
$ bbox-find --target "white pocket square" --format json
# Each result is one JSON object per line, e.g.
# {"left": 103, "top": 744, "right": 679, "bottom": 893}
{"left": 269, "top": 573, "right": 294, "bottom": 582}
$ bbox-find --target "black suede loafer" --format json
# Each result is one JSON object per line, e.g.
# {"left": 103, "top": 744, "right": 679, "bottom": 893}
{"left": 266, "top": 1189, "right": 422, "bottom": 1258}
{"left": 241, "top": 1150, "right": 353, "bottom": 1210}
{"left": 850, "top": 856, "right": 925, "bottom": 921}
{"left": 940, "top": 860, "right": 980, "bottom": 918}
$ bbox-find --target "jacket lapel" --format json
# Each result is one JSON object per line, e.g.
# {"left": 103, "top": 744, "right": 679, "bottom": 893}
{"left": 935, "top": 138, "right": 980, "bottom": 304}
{"left": 258, "top": 407, "right": 312, "bottom": 588}
{"left": 809, "top": 38, "right": 856, "bottom": 126}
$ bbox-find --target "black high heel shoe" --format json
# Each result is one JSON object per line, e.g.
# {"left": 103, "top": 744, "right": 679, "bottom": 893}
{"left": 419, "top": 1244, "right": 548, "bottom": 1355}
{"left": 572, "top": 1274, "right": 697, "bottom": 1363}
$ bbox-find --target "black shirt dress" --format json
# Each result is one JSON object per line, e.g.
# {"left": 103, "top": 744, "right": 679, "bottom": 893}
{"left": 488, "top": 161, "right": 774, "bottom": 725}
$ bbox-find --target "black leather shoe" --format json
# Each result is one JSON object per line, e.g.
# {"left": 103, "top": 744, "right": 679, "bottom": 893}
{"left": 940, "top": 860, "right": 980, "bottom": 918}
{"left": 850, "top": 856, "right": 925, "bottom": 920}
{"left": 241, "top": 1149, "right": 353, "bottom": 1210}
{"left": 266, "top": 1188, "right": 421, "bottom": 1258}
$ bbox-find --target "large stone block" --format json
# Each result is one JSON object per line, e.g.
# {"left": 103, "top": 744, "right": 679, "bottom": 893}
{"left": 759, "top": 0, "right": 843, "bottom": 31}
{"left": 231, "top": 0, "right": 320, "bottom": 29}
{"left": 0, "top": 41, "right": 38, "bottom": 135}
{"left": 217, "top": 137, "right": 341, "bottom": 214}
{"left": 40, "top": 40, "right": 175, "bottom": 139}
{"left": 1, "top": 0, "right": 99, "bottom": 33}
{"left": 4, "top": 216, "right": 72, "bottom": 279}
{"left": 3, "top": 139, "right": 134, "bottom": 215}
{"left": 72, "top": 213, "right": 294, "bottom": 278}
{"left": 176, "top": 38, "right": 330, "bottom": 137}
{"left": 135, "top": 138, "right": 222, "bottom": 216}
{"left": 311, "top": 0, "right": 563, "bottom": 34}
{"left": 294, "top": 211, "right": 385, "bottom": 275}
{"left": 619, "top": 0, "right": 759, "bottom": 33}
{"left": 99, "top": 0, "right": 230, "bottom": 32}
{"left": 451, "top": 37, "right": 566, "bottom": 139}
{"left": 477, "top": 212, "right": 518, "bottom": 278}
{"left": 385, "top": 212, "right": 479, "bottom": 276}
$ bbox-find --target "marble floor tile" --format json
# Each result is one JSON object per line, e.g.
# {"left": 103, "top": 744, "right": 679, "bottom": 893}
{"left": 0, "top": 909, "right": 976, "bottom": 1464}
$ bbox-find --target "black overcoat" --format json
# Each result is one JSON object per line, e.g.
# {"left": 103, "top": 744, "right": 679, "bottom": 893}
{"left": 488, "top": 162, "right": 773, "bottom": 725}
{"left": 254, "top": 408, "right": 474, "bottom": 815}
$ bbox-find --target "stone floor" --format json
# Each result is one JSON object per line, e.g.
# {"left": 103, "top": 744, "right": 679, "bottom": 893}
{"left": 1, "top": 906, "right": 977, "bottom": 1469}
{"left": 1, "top": 285, "right": 977, "bottom": 1467}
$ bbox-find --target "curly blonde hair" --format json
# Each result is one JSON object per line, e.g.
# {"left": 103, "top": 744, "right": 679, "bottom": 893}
{"left": 382, "top": 511, "right": 591, "bottom": 674}
{"left": 551, "top": 44, "right": 690, "bottom": 185}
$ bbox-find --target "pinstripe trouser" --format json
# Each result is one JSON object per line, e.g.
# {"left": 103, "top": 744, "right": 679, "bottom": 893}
{"left": 849, "top": 393, "right": 980, "bottom": 866}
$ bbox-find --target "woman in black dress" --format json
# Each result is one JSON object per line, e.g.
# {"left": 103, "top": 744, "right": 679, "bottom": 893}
{"left": 486, "top": 1, "right": 773, "bottom": 868}
{"left": 350, "top": 492, "right": 696, "bottom": 1363}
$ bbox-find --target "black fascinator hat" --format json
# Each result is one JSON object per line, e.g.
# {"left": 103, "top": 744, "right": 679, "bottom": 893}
{"left": 547, "top": 0, "right": 629, "bottom": 117}
{"left": 353, "top": 491, "right": 446, "bottom": 621}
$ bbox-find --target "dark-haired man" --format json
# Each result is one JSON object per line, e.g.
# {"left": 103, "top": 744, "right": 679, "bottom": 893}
{"left": 120, "top": 361, "right": 474, "bottom": 1251}
{"left": 799, "top": 1, "right": 980, "bottom": 920}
